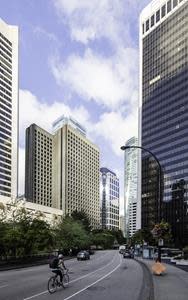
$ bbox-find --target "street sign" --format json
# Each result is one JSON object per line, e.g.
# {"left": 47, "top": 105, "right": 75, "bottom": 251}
{"left": 158, "top": 238, "right": 164, "bottom": 246}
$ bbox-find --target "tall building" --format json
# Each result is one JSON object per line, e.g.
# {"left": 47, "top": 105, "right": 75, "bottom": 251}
{"left": 25, "top": 124, "right": 54, "bottom": 207}
{"left": 123, "top": 137, "right": 139, "bottom": 238}
{"left": 25, "top": 116, "right": 100, "bottom": 228}
{"left": 0, "top": 19, "right": 18, "bottom": 201}
{"left": 100, "top": 167, "right": 120, "bottom": 230}
{"left": 119, "top": 215, "right": 125, "bottom": 236}
{"left": 140, "top": 0, "right": 188, "bottom": 246}
{"left": 53, "top": 117, "right": 100, "bottom": 228}
{"left": 52, "top": 115, "right": 86, "bottom": 137}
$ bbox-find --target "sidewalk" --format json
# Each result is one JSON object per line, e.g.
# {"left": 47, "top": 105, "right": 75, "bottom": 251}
{"left": 138, "top": 258, "right": 188, "bottom": 300}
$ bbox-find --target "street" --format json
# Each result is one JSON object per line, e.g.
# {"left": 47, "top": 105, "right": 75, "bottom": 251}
{"left": 0, "top": 250, "right": 150, "bottom": 300}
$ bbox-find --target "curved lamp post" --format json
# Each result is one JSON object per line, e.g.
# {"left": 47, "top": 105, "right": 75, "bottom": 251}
{"left": 121, "top": 145, "right": 162, "bottom": 262}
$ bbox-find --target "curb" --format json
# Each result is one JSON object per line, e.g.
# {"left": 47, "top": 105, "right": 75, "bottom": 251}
{"left": 136, "top": 259, "right": 155, "bottom": 300}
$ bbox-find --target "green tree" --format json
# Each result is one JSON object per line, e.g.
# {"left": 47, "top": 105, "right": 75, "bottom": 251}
{"left": 91, "top": 230, "right": 115, "bottom": 249}
{"left": 0, "top": 203, "right": 55, "bottom": 257}
{"left": 110, "top": 229, "right": 126, "bottom": 244}
{"left": 55, "top": 216, "right": 90, "bottom": 251}
{"left": 131, "top": 228, "right": 155, "bottom": 246}
{"left": 71, "top": 210, "right": 91, "bottom": 232}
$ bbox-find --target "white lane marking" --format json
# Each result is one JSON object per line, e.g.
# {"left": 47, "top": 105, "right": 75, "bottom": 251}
{"left": 0, "top": 284, "right": 8, "bottom": 289}
{"left": 70, "top": 252, "right": 117, "bottom": 284}
{"left": 23, "top": 253, "right": 118, "bottom": 300}
{"left": 64, "top": 255, "right": 122, "bottom": 300}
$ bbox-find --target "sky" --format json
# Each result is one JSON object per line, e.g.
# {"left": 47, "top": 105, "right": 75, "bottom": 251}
{"left": 0, "top": 0, "right": 150, "bottom": 213}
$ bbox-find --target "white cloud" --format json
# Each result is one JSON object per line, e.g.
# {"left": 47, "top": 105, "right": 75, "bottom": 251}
{"left": 33, "top": 26, "right": 61, "bottom": 46}
{"left": 53, "top": 0, "right": 150, "bottom": 46}
{"left": 19, "top": 89, "right": 90, "bottom": 147}
{"left": 50, "top": 47, "right": 138, "bottom": 110}
{"left": 53, "top": 0, "right": 126, "bottom": 45}
{"left": 92, "top": 110, "right": 138, "bottom": 157}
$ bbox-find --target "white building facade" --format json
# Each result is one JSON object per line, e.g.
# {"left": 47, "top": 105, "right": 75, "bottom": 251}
{"left": 100, "top": 167, "right": 120, "bottom": 230}
{"left": 0, "top": 196, "right": 63, "bottom": 225}
{"left": 124, "top": 137, "right": 139, "bottom": 237}
{"left": 0, "top": 19, "right": 18, "bottom": 202}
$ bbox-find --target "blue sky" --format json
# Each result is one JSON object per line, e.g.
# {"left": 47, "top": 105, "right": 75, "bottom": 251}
{"left": 0, "top": 0, "right": 150, "bottom": 213}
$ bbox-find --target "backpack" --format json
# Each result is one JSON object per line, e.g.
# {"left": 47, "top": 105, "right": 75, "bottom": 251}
{"left": 49, "top": 257, "right": 59, "bottom": 269}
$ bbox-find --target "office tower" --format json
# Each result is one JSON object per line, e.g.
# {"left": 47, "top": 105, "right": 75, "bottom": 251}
{"left": 123, "top": 137, "right": 138, "bottom": 238}
{"left": 0, "top": 19, "right": 18, "bottom": 201}
{"left": 53, "top": 117, "right": 100, "bottom": 228}
{"left": 25, "top": 124, "right": 54, "bottom": 207}
{"left": 140, "top": 0, "right": 188, "bottom": 246}
{"left": 100, "top": 167, "right": 120, "bottom": 230}
{"left": 25, "top": 117, "right": 100, "bottom": 228}
{"left": 52, "top": 115, "right": 86, "bottom": 136}
{"left": 119, "top": 215, "right": 125, "bottom": 236}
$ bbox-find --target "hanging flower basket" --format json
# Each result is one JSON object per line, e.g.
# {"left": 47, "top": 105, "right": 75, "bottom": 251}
{"left": 151, "top": 221, "right": 171, "bottom": 240}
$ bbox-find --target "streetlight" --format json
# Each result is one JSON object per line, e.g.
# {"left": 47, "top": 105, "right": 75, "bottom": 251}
{"left": 121, "top": 145, "right": 163, "bottom": 262}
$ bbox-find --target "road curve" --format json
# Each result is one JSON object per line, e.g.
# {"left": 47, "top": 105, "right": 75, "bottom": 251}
{"left": 0, "top": 250, "right": 153, "bottom": 300}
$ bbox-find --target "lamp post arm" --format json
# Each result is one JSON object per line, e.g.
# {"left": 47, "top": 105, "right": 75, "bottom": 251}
{"left": 125, "top": 145, "right": 161, "bottom": 172}
{"left": 121, "top": 144, "right": 163, "bottom": 261}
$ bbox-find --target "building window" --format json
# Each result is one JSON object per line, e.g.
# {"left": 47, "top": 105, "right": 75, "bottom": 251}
{"left": 161, "top": 4, "right": 166, "bottom": 18}
{"left": 146, "top": 19, "right": 149, "bottom": 32}
{"left": 151, "top": 14, "right": 155, "bottom": 27}
{"left": 142, "top": 23, "right": 145, "bottom": 34}
{"left": 173, "top": 0, "right": 178, "bottom": 8}
{"left": 156, "top": 9, "right": 160, "bottom": 23}
{"left": 167, "top": 0, "right": 172, "bottom": 13}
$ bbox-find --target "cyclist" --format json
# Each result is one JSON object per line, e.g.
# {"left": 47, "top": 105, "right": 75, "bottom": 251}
{"left": 53, "top": 254, "right": 67, "bottom": 285}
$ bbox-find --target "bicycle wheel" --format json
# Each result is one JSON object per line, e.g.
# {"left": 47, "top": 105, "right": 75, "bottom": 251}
{"left": 62, "top": 274, "right": 69, "bottom": 288}
{"left": 48, "top": 276, "right": 57, "bottom": 294}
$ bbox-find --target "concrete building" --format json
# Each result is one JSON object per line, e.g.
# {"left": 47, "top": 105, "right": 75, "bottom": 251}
{"left": 123, "top": 137, "right": 139, "bottom": 238}
{"left": 0, "top": 19, "right": 18, "bottom": 202}
{"left": 140, "top": 0, "right": 188, "bottom": 246}
{"left": 100, "top": 167, "right": 120, "bottom": 230}
{"left": 0, "top": 196, "right": 63, "bottom": 225}
{"left": 25, "top": 124, "right": 54, "bottom": 207}
{"left": 53, "top": 117, "right": 100, "bottom": 228}
{"left": 25, "top": 116, "right": 100, "bottom": 228}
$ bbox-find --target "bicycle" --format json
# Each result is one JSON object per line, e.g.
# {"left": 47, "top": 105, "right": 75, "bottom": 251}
{"left": 48, "top": 269, "right": 69, "bottom": 294}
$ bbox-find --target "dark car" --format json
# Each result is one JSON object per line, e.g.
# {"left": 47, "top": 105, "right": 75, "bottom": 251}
{"left": 123, "top": 250, "right": 134, "bottom": 259}
{"left": 77, "top": 250, "right": 90, "bottom": 260}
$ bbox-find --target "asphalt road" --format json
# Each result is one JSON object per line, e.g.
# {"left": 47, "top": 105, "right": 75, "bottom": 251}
{"left": 0, "top": 250, "right": 152, "bottom": 300}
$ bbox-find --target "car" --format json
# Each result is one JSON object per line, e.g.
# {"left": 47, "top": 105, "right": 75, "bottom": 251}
{"left": 119, "top": 245, "right": 126, "bottom": 254}
{"left": 87, "top": 249, "right": 95, "bottom": 255}
{"left": 77, "top": 250, "right": 90, "bottom": 260}
{"left": 123, "top": 250, "right": 134, "bottom": 259}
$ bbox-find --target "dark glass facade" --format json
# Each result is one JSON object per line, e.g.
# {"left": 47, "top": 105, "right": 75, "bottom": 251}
{"left": 141, "top": 1, "right": 188, "bottom": 247}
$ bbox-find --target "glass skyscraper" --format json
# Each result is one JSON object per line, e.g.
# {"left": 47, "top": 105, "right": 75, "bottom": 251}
{"left": 140, "top": 0, "right": 188, "bottom": 247}
{"left": 123, "top": 137, "right": 139, "bottom": 237}
{"left": 100, "top": 168, "right": 120, "bottom": 230}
